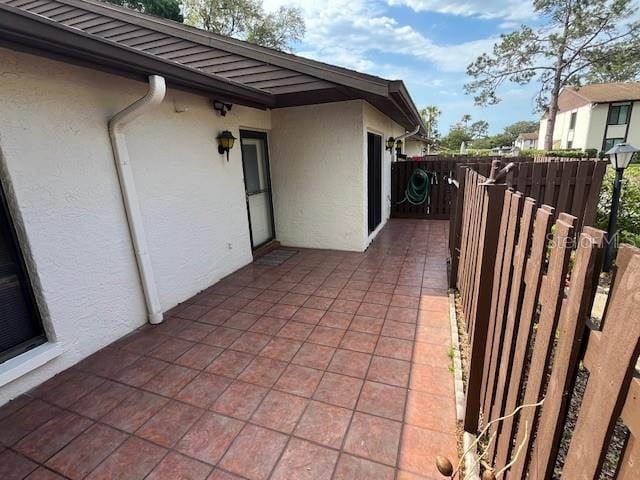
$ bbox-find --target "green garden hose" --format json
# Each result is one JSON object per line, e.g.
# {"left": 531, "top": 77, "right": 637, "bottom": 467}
{"left": 397, "top": 168, "right": 432, "bottom": 206}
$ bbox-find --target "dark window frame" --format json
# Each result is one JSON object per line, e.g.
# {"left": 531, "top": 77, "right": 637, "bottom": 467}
{"left": 569, "top": 111, "right": 577, "bottom": 130}
{"left": 603, "top": 137, "right": 625, "bottom": 152}
{"left": 607, "top": 104, "right": 631, "bottom": 125}
{"left": 0, "top": 179, "right": 46, "bottom": 364}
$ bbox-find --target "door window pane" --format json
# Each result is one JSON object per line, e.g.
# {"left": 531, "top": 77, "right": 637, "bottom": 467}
{"left": 242, "top": 144, "right": 261, "bottom": 194}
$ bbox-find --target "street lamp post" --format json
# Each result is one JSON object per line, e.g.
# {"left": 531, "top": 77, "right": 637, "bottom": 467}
{"left": 603, "top": 142, "right": 639, "bottom": 272}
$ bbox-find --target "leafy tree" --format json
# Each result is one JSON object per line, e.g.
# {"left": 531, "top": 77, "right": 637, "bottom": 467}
{"left": 470, "top": 120, "right": 489, "bottom": 139}
{"left": 104, "top": 0, "right": 183, "bottom": 22}
{"left": 419, "top": 105, "right": 441, "bottom": 153}
{"left": 465, "top": 0, "right": 640, "bottom": 150}
{"left": 183, "top": 0, "right": 305, "bottom": 52}
{"left": 439, "top": 126, "right": 474, "bottom": 151}
{"left": 460, "top": 114, "right": 472, "bottom": 130}
{"left": 503, "top": 120, "right": 539, "bottom": 144}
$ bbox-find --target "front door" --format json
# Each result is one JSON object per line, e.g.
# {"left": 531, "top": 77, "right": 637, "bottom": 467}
{"left": 367, "top": 132, "right": 383, "bottom": 234}
{"left": 240, "top": 131, "right": 275, "bottom": 249}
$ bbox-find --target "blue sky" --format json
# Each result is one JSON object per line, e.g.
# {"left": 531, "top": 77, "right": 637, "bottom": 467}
{"left": 263, "top": 0, "right": 541, "bottom": 134}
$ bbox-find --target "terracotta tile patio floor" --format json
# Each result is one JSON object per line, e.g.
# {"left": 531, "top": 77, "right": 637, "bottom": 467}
{"left": 0, "top": 219, "right": 458, "bottom": 480}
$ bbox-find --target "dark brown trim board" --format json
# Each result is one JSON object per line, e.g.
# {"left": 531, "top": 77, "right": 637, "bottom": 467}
{"left": 0, "top": 0, "right": 425, "bottom": 132}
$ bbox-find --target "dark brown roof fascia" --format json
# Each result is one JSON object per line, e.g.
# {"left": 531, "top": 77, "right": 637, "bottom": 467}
{"left": 0, "top": 4, "right": 275, "bottom": 108}
{"left": 56, "top": 0, "right": 390, "bottom": 96}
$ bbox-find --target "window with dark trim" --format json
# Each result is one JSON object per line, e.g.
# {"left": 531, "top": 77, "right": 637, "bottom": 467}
{"left": 0, "top": 182, "right": 45, "bottom": 364}
{"left": 603, "top": 137, "right": 624, "bottom": 152}
{"left": 569, "top": 112, "right": 577, "bottom": 130}
{"left": 607, "top": 104, "right": 631, "bottom": 125}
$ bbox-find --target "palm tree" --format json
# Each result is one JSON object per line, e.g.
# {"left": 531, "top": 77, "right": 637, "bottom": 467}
{"left": 461, "top": 114, "right": 472, "bottom": 130}
{"left": 420, "top": 105, "right": 441, "bottom": 154}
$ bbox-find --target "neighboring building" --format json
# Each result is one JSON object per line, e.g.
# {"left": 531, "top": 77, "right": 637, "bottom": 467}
{"left": 537, "top": 82, "right": 640, "bottom": 151}
{"left": 514, "top": 131, "right": 538, "bottom": 150}
{"left": 0, "top": 0, "right": 424, "bottom": 403}
{"left": 405, "top": 134, "right": 429, "bottom": 157}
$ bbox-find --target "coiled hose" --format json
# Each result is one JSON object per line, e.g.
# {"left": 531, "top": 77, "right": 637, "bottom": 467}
{"left": 397, "top": 168, "right": 431, "bottom": 206}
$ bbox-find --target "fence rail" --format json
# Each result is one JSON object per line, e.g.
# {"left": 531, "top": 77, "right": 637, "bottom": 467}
{"left": 449, "top": 159, "right": 606, "bottom": 288}
{"left": 451, "top": 159, "right": 640, "bottom": 479}
{"left": 390, "top": 156, "right": 530, "bottom": 220}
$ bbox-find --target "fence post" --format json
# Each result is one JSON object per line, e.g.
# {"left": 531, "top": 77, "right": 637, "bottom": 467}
{"left": 448, "top": 165, "right": 467, "bottom": 288}
{"left": 464, "top": 170, "right": 507, "bottom": 432}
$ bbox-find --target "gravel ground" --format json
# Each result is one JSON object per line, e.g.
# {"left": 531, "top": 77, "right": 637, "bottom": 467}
{"left": 553, "top": 365, "right": 628, "bottom": 479}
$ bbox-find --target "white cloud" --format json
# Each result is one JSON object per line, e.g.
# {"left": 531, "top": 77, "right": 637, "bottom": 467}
{"left": 263, "top": 0, "right": 496, "bottom": 74}
{"left": 386, "top": 0, "right": 534, "bottom": 22}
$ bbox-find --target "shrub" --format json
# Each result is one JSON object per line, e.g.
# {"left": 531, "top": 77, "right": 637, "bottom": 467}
{"left": 520, "top": 149, "right": 599, "bottom": 159}
{"left": 595, "top": 164, "right": 640, "bottom": 246}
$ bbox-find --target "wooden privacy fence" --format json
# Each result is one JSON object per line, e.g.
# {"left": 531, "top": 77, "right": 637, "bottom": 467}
{"left": 390, "top": 156, "right": 530, "bottom": 220}
{"left": 449, "top": 159, "right": 606, "bottom": 288}
{"left": 453, "top": 163, "right": 640, "bottom": 478}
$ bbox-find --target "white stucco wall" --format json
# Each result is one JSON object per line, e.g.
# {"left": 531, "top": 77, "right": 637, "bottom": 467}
{"left": 539, "top": 104, "right": 594, "bottom": 150}
{"left": 570, "top": 104, "right": 592, "bottom": 149}
{"left": 269, "top": 100, "right": 403, "bottom": 252}
{"left": 537, "top": 118, "right": 547, "bottom": 150}
{"left": 627, "top": 101, "right": 640, "bottom": 147}
{"left": 0, "top": 47, "right": 269, "bottom": 404}
{"left": 405, "top": 139, "right": 426, "bottom": 157}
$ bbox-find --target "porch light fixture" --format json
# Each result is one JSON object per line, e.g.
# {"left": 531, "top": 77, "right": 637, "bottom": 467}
{"left": 386, "top": 136, "right": 395, "bottom": 152}
{"left": 213, "top": 100, "right": 232, "bottom": 116}
{"left": 217, "top": 130, "right": 236, "bottom": 161}
{"left": 603, "top": 142, "right": 639, "bottom": 271}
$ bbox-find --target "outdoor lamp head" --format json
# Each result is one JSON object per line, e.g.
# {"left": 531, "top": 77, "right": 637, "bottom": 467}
{"left": 217, "top": 130, "right": 237, "bottom": 161}
{"left": 606, "top": 142, "right": 639, "bottom": 170}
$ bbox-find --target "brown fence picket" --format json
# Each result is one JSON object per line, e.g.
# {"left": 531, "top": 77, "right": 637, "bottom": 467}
{"left": 486, "top": 197, "right": 536, "bottom": 462}
{"left": 561, "top": 245, "right": 640, "bottom": 478}
{"left": 458, "top": 165, "right": 507, "bottom": 432}
{"left": 480, "top": 191, "right": 522, "bottom": 420}
{"left": 522, "top": 227, "right": 605, "bottom": 479}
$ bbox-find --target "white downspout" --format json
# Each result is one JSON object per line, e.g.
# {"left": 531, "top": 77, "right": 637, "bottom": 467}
{"left": 108, "top": 75, "right": 166, "bottom": 324}
{"left": 393, "top": 124, "right": 421, "bottom": 161}
{"left": 395, "top": 124, "right": 420, "bottom": 143}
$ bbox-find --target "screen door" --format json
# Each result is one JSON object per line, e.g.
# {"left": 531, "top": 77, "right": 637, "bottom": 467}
{"left": 240, "top": 131, "right": 275, "bottom": 248}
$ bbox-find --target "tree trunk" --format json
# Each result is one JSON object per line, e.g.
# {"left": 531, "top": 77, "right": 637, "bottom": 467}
{"left": 544, "top": 65, "right": 564, "bottom": 150}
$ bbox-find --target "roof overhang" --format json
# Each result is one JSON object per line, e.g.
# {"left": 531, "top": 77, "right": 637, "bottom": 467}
{"left": 0, "top": 4, "right": 275, "bottom": 108}
{"left": 0, "top": 0, "right": 425, "bottom": 130}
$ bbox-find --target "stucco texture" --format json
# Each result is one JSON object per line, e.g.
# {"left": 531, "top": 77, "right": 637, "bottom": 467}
{"left": 0, "top": 47, "right": 268, "bottom": 403}
{"left": 269, "top": 100, "right": 403, "bottom": 252}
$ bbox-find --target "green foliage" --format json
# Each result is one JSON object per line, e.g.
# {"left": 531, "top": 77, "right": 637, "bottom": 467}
{"left": 596, "top": 164, "right": 640, "bottom": 246}
{"left": 104, "top": 0, "right": 183, "bottom": 21}
{"left": 470, "top": 120, "right": 489, "bottom": 139}
{"left": 419, "top": 105, "right": 442, "bottom": 148}
{"left": 520, "top": 148, "right": 598, "bottom": 158}
{"left": 439, "top": 126, "right": 473, "bottom": 151}
{"left": 503, "top": 120, "right": 539, "bottom": 143}
{"left": 465, "top": 0, "right": 640, "bottom": 149}
{"left": 183, "top": 0, "right": 304, "bottom": 52}
{"left": 469, "top": 120, "right": 539, "bottom": 149}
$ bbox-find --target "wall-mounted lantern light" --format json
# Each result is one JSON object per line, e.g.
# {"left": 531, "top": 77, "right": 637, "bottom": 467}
{"left": 386, "top": 136, "right": 395, "bottom": 152}
{"left": 213, "top": 100, "right": 232, "bottom": 116}
{"left": 217, "top": 130, "right": 237, "bottom": 161}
